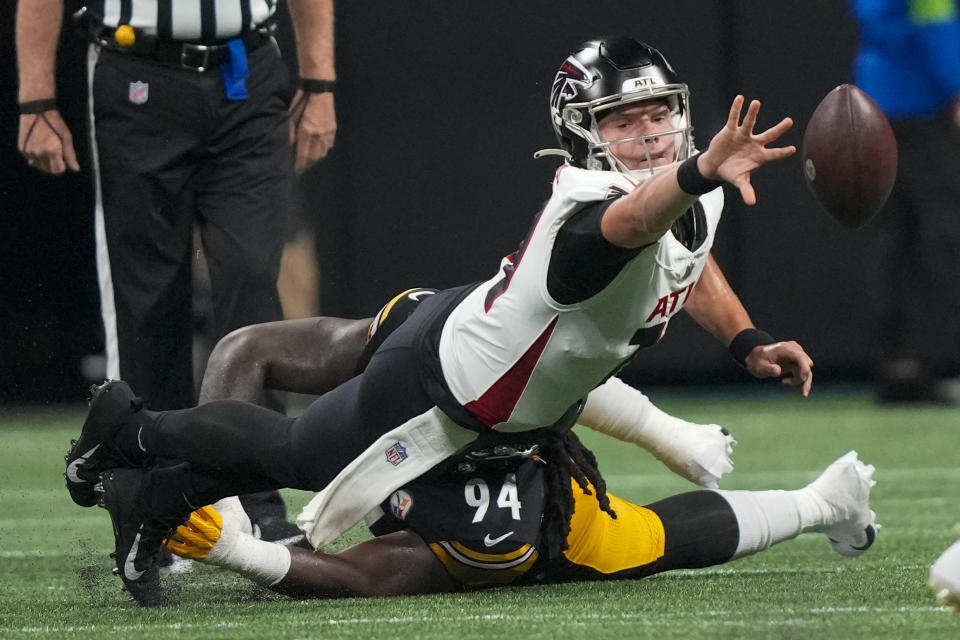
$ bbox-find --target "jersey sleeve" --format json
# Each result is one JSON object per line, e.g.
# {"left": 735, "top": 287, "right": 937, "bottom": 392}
{"left": 546, "top": 199, "right": 649, "bottom": 305}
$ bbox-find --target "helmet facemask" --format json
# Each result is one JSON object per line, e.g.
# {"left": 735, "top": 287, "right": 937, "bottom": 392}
{"left": 562, "top": 85, "right": 695, "bottom": 179}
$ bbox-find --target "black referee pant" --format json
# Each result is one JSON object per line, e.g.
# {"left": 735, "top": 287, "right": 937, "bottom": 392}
{"left": 88, "top": 41, "right": 291, "bottom": 411}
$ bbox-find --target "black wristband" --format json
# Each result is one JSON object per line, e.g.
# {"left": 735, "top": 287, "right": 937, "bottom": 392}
{"left": 300, "top": 78, "right": 336, "bottom": 94}
{"left": 729, "top": 328, "right": 776, "bottom": 368}
{"left": 19, "top": 99, "right": 58, "bottom": 115}
{"left": 676, "top": 153, "right": 724, "bottom": 195}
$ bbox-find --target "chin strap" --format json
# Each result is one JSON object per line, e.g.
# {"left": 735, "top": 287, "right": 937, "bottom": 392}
{"left": 532, "top": 148, "right": 573, "bottom": 160}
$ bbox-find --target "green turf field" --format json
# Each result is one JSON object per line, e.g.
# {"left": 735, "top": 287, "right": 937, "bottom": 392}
{"left": 1, "top": 388, "right": 958, "bottom": 639}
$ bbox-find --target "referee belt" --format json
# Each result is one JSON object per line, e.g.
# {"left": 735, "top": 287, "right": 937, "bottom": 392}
{"left": 96, "top": 24, "right": 274, "bottom": 72}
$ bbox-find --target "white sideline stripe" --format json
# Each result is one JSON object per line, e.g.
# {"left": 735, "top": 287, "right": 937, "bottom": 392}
{"left": 668, "top": 564, "right": 932, "bottom": 576}
{"left": 604, "top": 465, "right": 960, "bottom": 486}
{"left": 7, "top": 605, "right": 951, "bottom": 633}
{"left": 0, "top": 550, "right": 85, "bottom": 558}
{"left": 87, "top": 43, "right": 120, "bottom": 380}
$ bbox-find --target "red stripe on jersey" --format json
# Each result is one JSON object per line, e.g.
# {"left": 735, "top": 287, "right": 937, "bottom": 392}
{"left": 465, "top": 315, "right": 559, "bottom": 427}
{"left": 484, "top": 208, "right": 545, "bottom": 312}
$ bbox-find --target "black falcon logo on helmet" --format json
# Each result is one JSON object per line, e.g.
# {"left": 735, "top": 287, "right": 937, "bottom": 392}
{"left": 550, "top": 56, "right": 595, "bottom": 111}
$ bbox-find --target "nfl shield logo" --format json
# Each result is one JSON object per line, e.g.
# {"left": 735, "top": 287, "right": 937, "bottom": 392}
{"left": 385, "top": 442, "right": 408, "bottom": 466}
{"left": 128, "top": 81, "right": 149, "bottom": 105}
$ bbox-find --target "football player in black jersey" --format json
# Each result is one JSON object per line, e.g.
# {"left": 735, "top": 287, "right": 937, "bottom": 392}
{"left": 160, "top": 288, "right": 876, "bottom": 600}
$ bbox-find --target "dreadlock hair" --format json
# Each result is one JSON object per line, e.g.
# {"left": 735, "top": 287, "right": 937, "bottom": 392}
{"left": 538, "top": 428, "right": 617, "bottom": 560}
{"left": 459, "top": 426, "right": 617, "bottom": 561}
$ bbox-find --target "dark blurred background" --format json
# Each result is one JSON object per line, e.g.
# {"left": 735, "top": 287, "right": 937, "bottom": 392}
{"left": 1, "top": 1, "right": 873, "bottom": 403}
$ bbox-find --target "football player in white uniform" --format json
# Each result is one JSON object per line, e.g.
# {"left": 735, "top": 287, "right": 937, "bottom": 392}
{"left": 64, "top": 36, "right": 814, "bottom": 604}
{"left": 158, "top": 288, "right": 874, "bottom": 601}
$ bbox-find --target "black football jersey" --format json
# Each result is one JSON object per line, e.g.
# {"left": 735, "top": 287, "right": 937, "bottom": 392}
{"left": 371, "top": 456, "right": 547, "bottom": 586}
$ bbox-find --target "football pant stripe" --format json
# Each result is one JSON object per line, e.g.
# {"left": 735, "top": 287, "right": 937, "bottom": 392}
{"left": 429, "top": 541, "right": 539, "bottom": 586}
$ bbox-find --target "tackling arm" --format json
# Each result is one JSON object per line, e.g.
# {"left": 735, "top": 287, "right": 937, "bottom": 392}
{"left": 168, "top": 499, "right": 456, "bottom": 598}
{"left": 198, "top": 316, "right": 370, "bottom": 404}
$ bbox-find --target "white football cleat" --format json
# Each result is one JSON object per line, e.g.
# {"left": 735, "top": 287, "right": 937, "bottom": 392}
{"left": 930, "top": 538, "right": 960, "bottom": 612}
{"left": 807, "top": 450, "right": 878, "bottom": 557}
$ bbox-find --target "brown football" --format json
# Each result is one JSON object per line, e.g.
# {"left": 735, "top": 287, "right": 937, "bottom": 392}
{"left": 801, "top": 84, "right": 898, "bottom": 229}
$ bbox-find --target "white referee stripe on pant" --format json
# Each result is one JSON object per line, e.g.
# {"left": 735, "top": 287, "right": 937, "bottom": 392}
{"left": 86, "top": 43, "right": 121, "bottom": 381}
{"left": 296, "top": 407, "right": 477, "bottom": 549}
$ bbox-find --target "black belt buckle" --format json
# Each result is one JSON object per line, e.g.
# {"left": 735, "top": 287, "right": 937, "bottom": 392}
{"left": 181, "top": 43, "right": 215, "bottom": 72}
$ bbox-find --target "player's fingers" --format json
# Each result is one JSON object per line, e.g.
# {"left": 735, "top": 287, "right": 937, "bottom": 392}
{"left": 751, "top": 360, "right": 781, "bottom": 379}
{"left": 727, "top": 95, "right": 745, "bottom": 128}
{"left": 757, "top": 116, "right": 794, "bottom": 143}
{"left": 802, "top": 369, "right": 813, "bottom": 396}
{"left": 764, "top": 363, "right": 783, "bottom": 378}
{"left": 766, "top": 145, "right": 797, "bottom": 161}
{"left": 778, "top": 369, "right": 812, "bottom": 396}
{"left": 740, "top": 99, "right": 761, "bottom": 133}
{"left": 737, "top": 178, "right": 757, "bottom": 206}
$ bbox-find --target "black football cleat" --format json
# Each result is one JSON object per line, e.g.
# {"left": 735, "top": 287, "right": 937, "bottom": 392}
{"left": 64, "top": 380, "right": 142, "bottom": 507}
{"left": 98, "top": 468, "right": 171, "bottom": 607}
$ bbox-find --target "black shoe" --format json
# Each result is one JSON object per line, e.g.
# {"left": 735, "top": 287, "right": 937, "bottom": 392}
{"left": 98, "top": 468, "right": 170, "bottom": 607}
{"left": 65, "top": 380, "right": 143, "bottom": 507}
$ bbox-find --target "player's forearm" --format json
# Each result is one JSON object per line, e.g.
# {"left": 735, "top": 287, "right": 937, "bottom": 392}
{"left": 600, "top": 164, "right": 700, "bottom": 248}
{"left": 580, "top": 377, "right": 735, "bottom": 488}
{"left": 287, "top": 0, "right": 336, "bottom": 80}
{"left": 16, "top": 0, "right": 65, "bottom": 101}
{"left": 683, "top": 253, "right": 754, "bottom": 345}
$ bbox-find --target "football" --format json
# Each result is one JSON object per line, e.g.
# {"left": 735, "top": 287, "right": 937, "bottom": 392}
{"left": 800, "top": 84, "right": 898, "bottom": 229}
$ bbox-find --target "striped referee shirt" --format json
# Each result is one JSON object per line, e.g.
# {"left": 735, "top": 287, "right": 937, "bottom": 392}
{"left": 86, "top": 0, "right": 278, "bottom": 42}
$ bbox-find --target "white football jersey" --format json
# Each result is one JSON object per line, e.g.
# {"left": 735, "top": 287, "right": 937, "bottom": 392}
{"left": 438, "top": 165, "right": 724, "bottom": 432}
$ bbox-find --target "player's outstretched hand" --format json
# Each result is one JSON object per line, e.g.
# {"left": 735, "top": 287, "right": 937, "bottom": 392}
{"left": 697, "top": 96, "right": 795, "bottom": 205}
{"left": 745, "top": 340, "right": 814, "bottom": 397}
